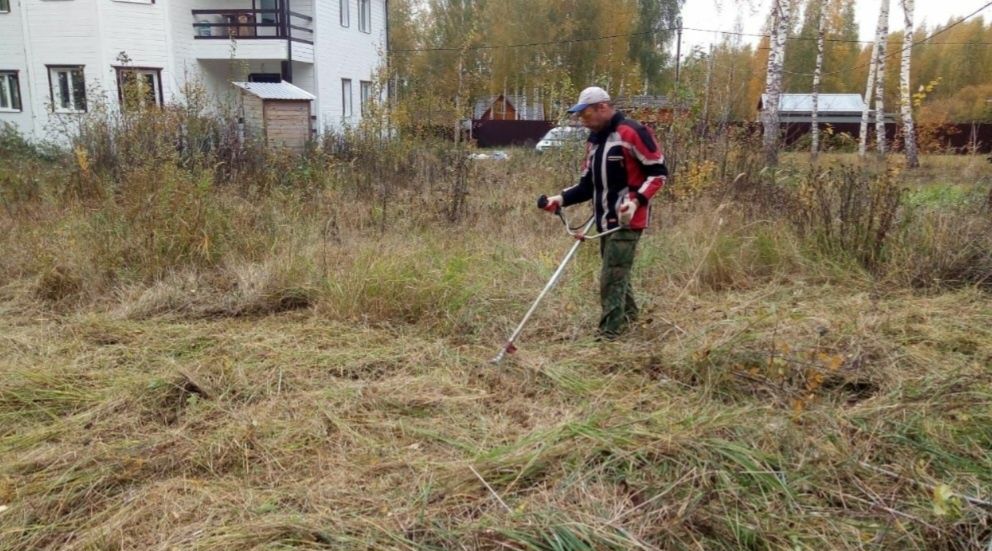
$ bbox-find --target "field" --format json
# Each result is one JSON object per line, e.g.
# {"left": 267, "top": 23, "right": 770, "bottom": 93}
{"left": 1, "top": 133, "right": 992, "bottom": 549}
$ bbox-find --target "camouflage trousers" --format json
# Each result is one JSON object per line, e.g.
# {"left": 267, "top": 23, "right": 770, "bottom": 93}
{"left": 598, "top": 228, "right": 641, "bottom": 337}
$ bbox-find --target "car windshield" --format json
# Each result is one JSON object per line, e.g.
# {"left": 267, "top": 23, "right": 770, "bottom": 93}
{"left": 543, "top": 127, "right": 585, "bottom": 141}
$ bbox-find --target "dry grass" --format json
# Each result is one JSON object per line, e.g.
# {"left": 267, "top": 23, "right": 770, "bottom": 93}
{"left": 1, "top": 142, "right": 991, "bottom": 550}
{"left": 2, "top": 283, "right": 990, "bottom": 549}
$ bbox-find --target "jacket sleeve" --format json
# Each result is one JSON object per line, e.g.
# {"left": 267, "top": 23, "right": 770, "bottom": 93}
{"left": 622, "top": 125, "right": 667, "bottom": 205}
{"left": 561, "top": 143, "right": 594, "bottom": 206}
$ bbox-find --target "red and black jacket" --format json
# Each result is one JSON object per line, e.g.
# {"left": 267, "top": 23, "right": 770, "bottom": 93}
{"left": 560, "top": 112, "right": 668, "bottom": 231}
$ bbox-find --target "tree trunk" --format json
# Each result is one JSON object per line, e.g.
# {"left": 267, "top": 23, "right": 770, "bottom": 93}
{"left": 874, "top": 0, "right": 890, "bottom": 155}
{"left": 811, "top": 0, "right": 827, "bottom": 161}
{"left": 703, "top": 43, "right": 714, "bottom": 135}
{"left": 762, "top": 0, "right": 791, "bottom": 167}
{"left": 455, "top": 56, "right": 463, "bottom": 145}
{"left": 859, "top": 16, "right": 882, "bottom": 156}
{"left": 900, "top": 0, "right": 919, "bottom": 167}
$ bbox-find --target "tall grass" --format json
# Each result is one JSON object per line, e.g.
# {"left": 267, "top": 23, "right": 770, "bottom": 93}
{"left": 1, "top": 105, "right": 991, "bottom": 550}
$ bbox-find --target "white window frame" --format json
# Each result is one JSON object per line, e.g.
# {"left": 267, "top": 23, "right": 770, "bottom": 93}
{"left": 0, "top": 71, "right": 21, "bottom": 112}
{"left": 115, "top": 67, "right": 163, "bottom": 111}
{"left": 342, "top": 79, "right": 353, "bottom": 118}
{"left": 358, "top": 0, "right": 371, "bottom": 33}
{"left": 112, "top": 0, "right": 155, "bottom": 4}
{"left": 339, "top": 0, "right": 349, "bottom": 27}
{"left": 360, "top": 80, "right": 373, "bottom": 116}
{"left": 48, "top": 66, "right": 87, "bottom": 113}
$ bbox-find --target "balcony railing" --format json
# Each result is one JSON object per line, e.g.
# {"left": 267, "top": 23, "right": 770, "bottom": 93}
{"left": 192, "top": 8, "right": 313, "bottom": 44}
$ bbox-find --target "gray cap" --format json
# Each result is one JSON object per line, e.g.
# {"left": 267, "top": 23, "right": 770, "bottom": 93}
{"left": 567, "top": 86, "right": 611, "bottom": 113}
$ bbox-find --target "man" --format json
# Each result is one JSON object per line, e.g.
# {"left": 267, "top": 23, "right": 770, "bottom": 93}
{"left": 539, "top": 86, "right": 668, "bottom": 339}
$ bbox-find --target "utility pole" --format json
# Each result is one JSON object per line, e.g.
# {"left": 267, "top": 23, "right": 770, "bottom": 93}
{"left": 455, "top": 56, "right": 463, "bottom": 146}
{"left": 675, "top": 16, "right": 683, "bottom": 87}
{"left": 702, "top": 43, "right": 714, "bottom": 135}
{"left": 668, "top": 17, "right": 685, "bottom": 180}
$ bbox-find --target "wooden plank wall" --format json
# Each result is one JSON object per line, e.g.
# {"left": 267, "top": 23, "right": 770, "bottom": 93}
{"left": 242, "top": 94, "right": 265, "bottom": 140}
{"left": 263, "top": 100, "right": 311, "bottom": 151}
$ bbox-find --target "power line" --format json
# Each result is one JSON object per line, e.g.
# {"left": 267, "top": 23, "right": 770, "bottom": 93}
{"left": 388, "top": 27, "right": 676, "bottom": 53}
{"left": 684, "top": 26, "right": 992, "bottom": 46}
{"left": 388, "top": 7, "right": 992, "bottom": 54}
{"left": 782, "top": 0, "right": 992, "bottom": 77}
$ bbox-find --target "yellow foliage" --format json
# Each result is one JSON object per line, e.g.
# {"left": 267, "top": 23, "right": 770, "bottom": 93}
{"left": 671, "top": 160, "right": 717, "bottom": 201}
{"left": 817, "top": 352, "right": 844, "bottom": 371}
{"left": 74, "top": 146, "right": 90, "bottom": 180}
{"left": 912, "top": 77, "right": 942, "bottom": 109}
{"left": 932, "top": 483, "right": 962, "bottom": 518}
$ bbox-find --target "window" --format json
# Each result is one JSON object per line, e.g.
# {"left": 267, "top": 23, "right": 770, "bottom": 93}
{"left": 358, "top": 0, "right": 370, "bottom": 32}
{"left": 0, "top": 71, "right": 21, "bottom": 112}
{"left": 339, "top": 0, "right": 349, "bottom": 27}
{"left": 48, "top": 66, "right": 86, "bottom": 113}
{"left": 115, "top": 67, "right": 162, "bottom": 111}
{"left": 341, "top": 78, "right": 352, "bottom": 118}
{"left": 249, "top": 73, "right": 281, "bottom": 83}
{"left": 0, "top": 0, "right": 10, "bottom": 13}
{"left": 258, "top": 0, "right": 277, "bottom": 36}
{"left": 360, "top": 80, "right": 373, "bottom": 116}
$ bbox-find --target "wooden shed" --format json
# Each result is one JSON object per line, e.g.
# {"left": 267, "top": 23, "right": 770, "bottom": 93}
{"left": 614, "top": 95, "right": 675, "bottom": 124}
{"left": 233, "top": 81, "right": 315, "bottom": 152}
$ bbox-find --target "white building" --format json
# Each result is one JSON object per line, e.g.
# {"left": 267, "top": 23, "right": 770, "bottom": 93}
{"left": 0, "top": 0, "right": 387, "bottom": 140}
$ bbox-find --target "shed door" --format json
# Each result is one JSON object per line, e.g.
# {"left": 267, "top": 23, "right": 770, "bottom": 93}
{"left": 263, "top": 100, "right": 311, "bottom": 151}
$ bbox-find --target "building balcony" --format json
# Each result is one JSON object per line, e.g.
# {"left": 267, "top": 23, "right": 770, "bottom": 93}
{"left": 192, "top": 3, "right": 313, "bottom": 62}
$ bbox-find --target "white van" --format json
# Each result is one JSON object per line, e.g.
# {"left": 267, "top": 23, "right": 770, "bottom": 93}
{"left": 535, "top": 126, "right": 588, "bottom": 152}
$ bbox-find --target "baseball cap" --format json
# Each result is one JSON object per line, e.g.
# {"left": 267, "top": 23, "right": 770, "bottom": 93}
{"left": 566, "top": 86, "right": 611, "bottom": 113}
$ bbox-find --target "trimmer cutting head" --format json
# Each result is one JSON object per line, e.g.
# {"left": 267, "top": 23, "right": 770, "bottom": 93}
{"left": 489, "top": 342, "right": 517, "bottom": 365}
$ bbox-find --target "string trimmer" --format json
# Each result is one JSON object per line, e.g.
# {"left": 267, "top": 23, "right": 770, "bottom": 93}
{"left": 490, "top": 195, "right": 621, "bottom": 365}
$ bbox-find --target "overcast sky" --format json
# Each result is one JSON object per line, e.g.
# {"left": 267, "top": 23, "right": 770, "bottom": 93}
{"left": 679, "top": 0, "right": 992, "bottom": 53}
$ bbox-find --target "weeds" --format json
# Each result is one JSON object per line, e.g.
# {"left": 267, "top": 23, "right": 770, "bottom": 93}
{"left": 793, "top": 163, "right": 903, "bottom": 271}
{"left": 1, "top": 108, "right": 991, "bottom": 550}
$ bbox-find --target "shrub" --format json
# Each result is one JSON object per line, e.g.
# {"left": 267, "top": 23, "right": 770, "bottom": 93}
{"left": 792, "top": 164, "right": 903, "bottom": 271}
{"left": 887, "top": 196, "right": 992, "bottom": 289}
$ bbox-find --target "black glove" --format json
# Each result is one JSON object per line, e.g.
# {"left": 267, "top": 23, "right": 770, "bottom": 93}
{"left": 538, "top": 194, "right": 563, "bottom": 213}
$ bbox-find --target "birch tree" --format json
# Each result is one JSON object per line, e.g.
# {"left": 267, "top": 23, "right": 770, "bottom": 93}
{"left": 873, "top": 0, "right": 891, "bottom": 155}
{"left": 859, "top": 1, "right": 884, "bottom": 157}
{"left": 762, "top": 0, "right": 791, "bottom": 167}
{"left": 810, "top": 0, "right": 827, "bottom": 160}
{"left": 900, "top": 0, "right": 919, "bottom": 167}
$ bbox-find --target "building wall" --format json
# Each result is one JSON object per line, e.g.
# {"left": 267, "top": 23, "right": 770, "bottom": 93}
{"left": 103, "top": 1, "right": 171, "bottom": 71}
{"left": 167, "top": 0, "right": 196, "bottom": 93}
{"left": 313, "top": 0, "right": 386, "bottom": 131}
{"left": 198, "top": 59, "right": 287, "bottom": 107}
{"left": 3, "top": 0, "right": 105, "bottom": 139}
{"left": 0, "top": 0, "right": 385, "bottom": 139}
{"left": 103, "top": 0, "right": 173, "bottom": 110}
{"left": 0, "top": 0, "right": 30, "bottom": 132}
{"left": 241, "top": 92, "right": 264, "bottom": 136}
{"left": 2, "top": 0, "right": 174, "bottom": 139}
{"left": 291, "top": 60, "right": 315, "bottom": 96}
